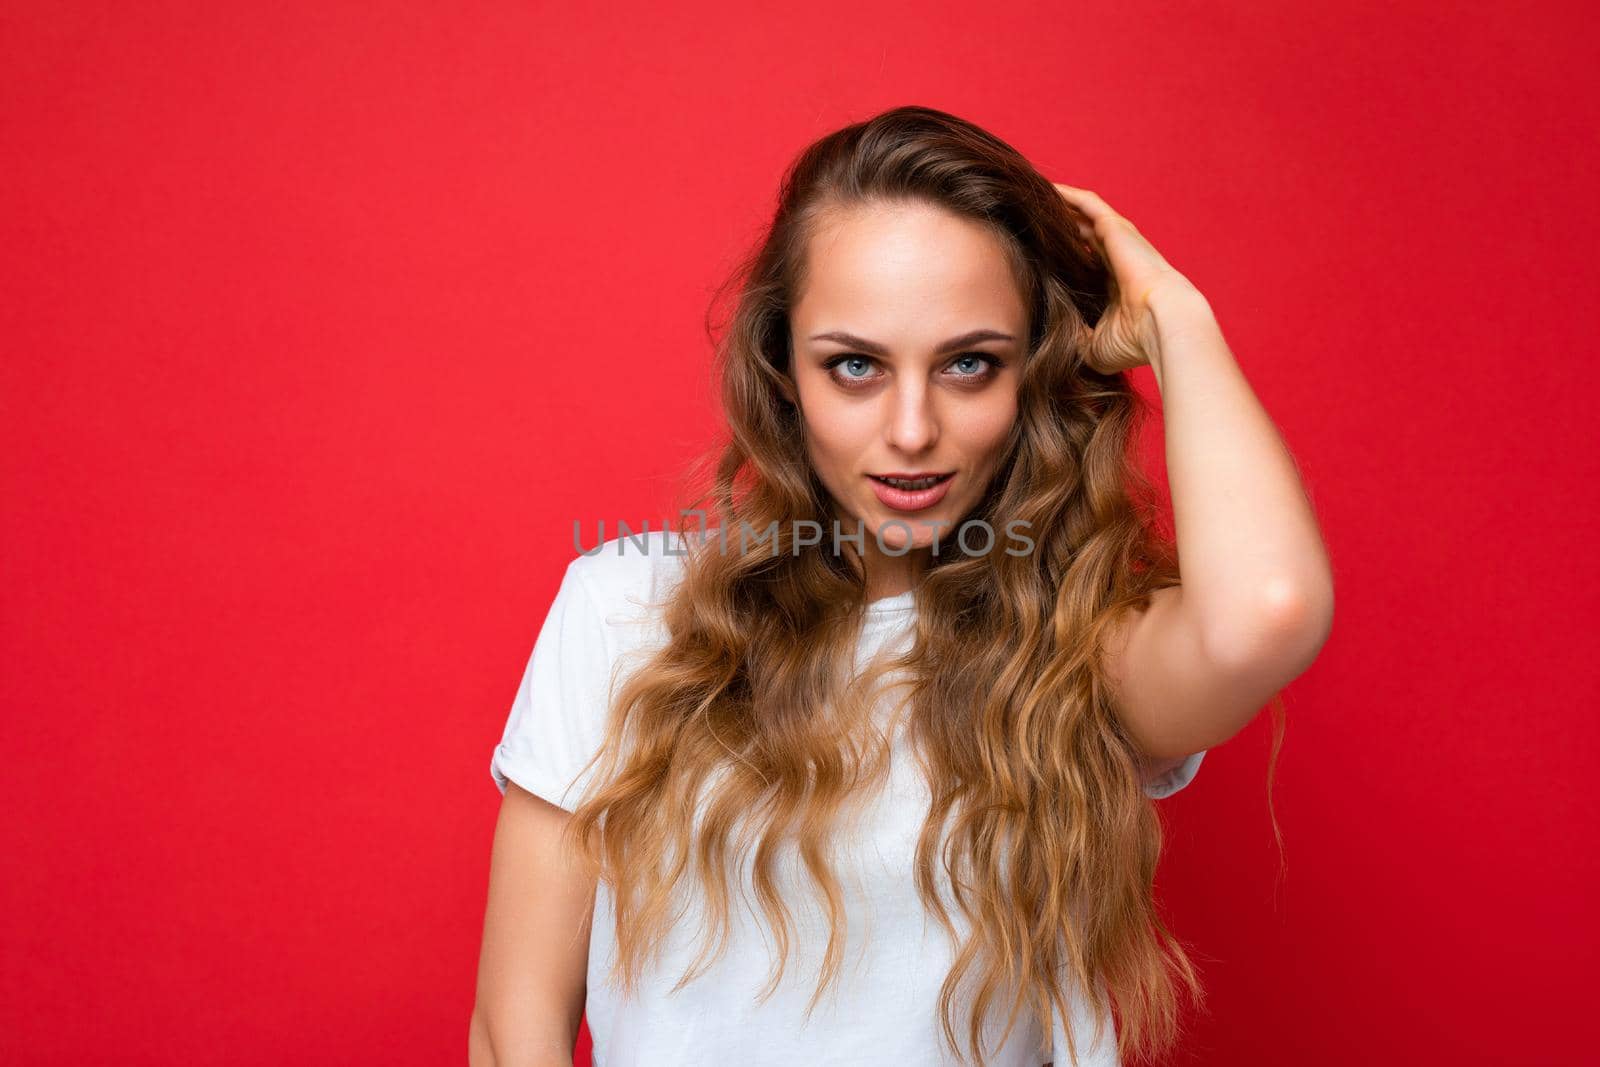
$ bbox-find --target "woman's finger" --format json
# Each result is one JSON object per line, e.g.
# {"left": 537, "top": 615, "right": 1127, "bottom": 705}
{"left": 1053, "top": 183, "right": 1117, "bottom": 221}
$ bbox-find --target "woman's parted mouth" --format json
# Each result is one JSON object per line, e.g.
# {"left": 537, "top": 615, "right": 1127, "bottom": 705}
{"left": 867, "top": 471, "right": 954, "bottom": 490}
{"left": 866, "top": 471, "right": 957, "bottom": 513}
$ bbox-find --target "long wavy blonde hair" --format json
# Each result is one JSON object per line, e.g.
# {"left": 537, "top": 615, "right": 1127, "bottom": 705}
{"left": 563, "top": 105, "right": 1286, "bottom": 1066}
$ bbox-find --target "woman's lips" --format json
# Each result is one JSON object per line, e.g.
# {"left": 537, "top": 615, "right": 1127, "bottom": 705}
{"left": 867, "top": 472, "right": 954, "bottom": 512}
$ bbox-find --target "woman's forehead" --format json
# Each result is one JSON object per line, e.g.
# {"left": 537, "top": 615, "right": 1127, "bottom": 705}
{"left": 793, "top": 204, "right": 1027, "bottom": 340}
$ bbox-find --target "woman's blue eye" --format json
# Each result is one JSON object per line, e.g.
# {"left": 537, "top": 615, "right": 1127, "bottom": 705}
{"left": 839, "top": 357, "right": 873, "bottom": 378}
{"left": 949, "top": 353, "right": 1002, "bottom": 380}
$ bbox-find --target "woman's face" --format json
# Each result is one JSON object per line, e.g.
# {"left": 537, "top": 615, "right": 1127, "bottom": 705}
{"left": 787, "top": 199, "right": 1028, "bottom": 582}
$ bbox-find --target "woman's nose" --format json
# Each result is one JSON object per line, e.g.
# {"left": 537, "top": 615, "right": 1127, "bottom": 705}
{"left": 886, "top": 384, "right": 939, "bottom": 454}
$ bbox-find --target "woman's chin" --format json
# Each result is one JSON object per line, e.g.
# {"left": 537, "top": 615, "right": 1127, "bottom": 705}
{"left": 868, "top": 514, "right": 946, "bottom": 551}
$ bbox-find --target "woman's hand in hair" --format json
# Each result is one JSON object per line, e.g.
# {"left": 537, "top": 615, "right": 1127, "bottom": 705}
{"left": 1052, "top": 182, "right": 1210, "bottom": 375}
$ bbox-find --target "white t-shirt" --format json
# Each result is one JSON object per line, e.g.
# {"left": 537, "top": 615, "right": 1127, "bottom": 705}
{"left": 490, "top": 530, "right": 1205, "bottom": 1067}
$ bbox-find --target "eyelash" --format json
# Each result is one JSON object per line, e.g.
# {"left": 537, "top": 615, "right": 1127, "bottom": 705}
{"left": 820, "top": 352, "right": 1003, "bottom": 388}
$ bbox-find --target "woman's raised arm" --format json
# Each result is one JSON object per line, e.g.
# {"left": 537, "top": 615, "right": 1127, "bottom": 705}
{"left": 1056, "top": 182, "right": 1335, "bottom": 760}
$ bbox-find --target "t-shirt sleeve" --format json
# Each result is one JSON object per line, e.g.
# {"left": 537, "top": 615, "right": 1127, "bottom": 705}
{"left": 489, "top": 559, "right": 619, "bottom": 811}
{"left": 1141, "top": 749, "right": 1206, "bottom": 800}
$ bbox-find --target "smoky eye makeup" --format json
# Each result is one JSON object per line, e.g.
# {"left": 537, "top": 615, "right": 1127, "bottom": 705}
{"left": 819, "top": 351, "right": 1006, "bottom": 388}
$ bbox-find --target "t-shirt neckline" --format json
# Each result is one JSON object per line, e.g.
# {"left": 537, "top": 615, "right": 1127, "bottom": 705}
{"left": 865, "top": 590, "right": 915, "bottom": 616}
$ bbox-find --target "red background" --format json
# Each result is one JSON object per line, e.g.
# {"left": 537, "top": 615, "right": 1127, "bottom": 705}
{"left": 3, "top": 2, "right": 1595, "bottom": 1064}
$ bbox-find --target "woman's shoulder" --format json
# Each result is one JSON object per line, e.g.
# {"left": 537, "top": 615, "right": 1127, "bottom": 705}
{"left": 563, "top": 526, "right": 698, "bottom": 625}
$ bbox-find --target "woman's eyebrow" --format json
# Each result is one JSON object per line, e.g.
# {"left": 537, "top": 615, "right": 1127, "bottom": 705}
{"left": 807, "top": 328, "right": 1015, "bottom": 356}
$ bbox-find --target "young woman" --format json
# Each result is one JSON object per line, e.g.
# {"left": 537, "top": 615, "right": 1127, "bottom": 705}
{"left": 471, "top": 105, "right": 1334, "bottom": 1067}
